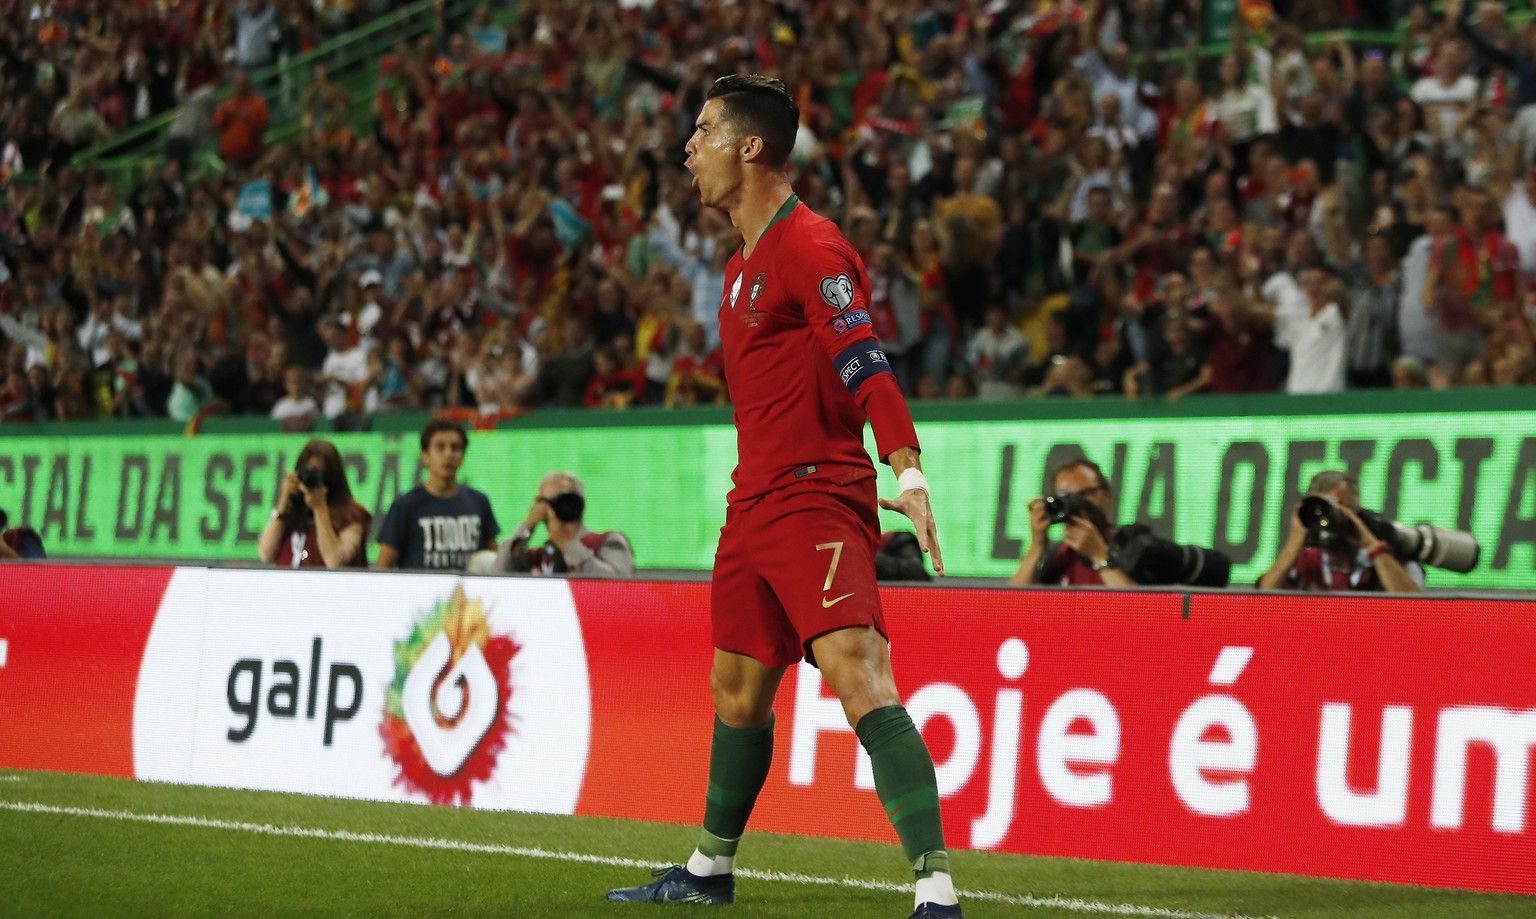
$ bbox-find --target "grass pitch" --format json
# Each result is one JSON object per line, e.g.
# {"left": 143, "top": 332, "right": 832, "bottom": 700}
{"left": 3, "top": 770, "right": 1532, "bottom": 919}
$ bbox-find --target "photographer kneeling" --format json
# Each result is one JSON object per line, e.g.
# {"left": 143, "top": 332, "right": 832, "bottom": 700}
{"left": 1012, "top": 456, "right": 1230, "bottom": 588}
{"left": 480, "top": 472, "right": 635, "bottom": 577}
{"left": 258, "top": 439, "right": 373, "bottom": 568}
{"left": 1259, "top": 471, "right": 1430, "bottom": 593}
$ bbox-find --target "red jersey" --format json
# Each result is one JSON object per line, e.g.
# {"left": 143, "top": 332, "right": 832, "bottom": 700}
{"left": 718, "top": 195, "right": 919, "bottom": 506}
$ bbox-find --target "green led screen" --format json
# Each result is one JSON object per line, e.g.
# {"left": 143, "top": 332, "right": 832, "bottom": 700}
{"left": 2, "top": 406, "right": 1534, "bottom": 588}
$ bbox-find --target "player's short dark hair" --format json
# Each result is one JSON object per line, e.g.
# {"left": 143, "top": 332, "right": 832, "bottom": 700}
{"left": 1050, "top": 455, "right": 1112, "bottom": 492}
{"left": 706, "top": 74, "right": 799, "bottom": 168}
{"left": 420, "top": 419, "right": 469, "bottom": 452}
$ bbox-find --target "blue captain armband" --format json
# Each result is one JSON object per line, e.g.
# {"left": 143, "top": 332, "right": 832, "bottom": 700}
{"left": 833, "top": 341, "right": 892, "bottom": 395}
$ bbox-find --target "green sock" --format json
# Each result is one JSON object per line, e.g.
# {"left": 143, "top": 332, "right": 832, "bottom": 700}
{"left": 699, "top": 714, "right": 775, "bottom": 856}
{"left": 855, "top": 705, "right": 948, "bottom": 876}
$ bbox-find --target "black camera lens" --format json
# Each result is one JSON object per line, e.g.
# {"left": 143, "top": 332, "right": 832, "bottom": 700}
{"left": 545, "top": 492, "right": 585, "bottom": 523}
{"left": 1297, "top": 494, "right": 1340, "bottom": 528}
{"left": 1042, "top": 490, "right": 1092, "bottom": 524}
{"left": 298, "top": 466, "right": 324, "bottom": 488}
{"left": 1297, "top": 495, "right": 1352, "bottom": 548}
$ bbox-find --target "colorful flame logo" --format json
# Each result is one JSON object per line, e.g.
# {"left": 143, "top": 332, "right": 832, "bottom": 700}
{"left": 381, "top": 586, "right": 520, "bottom": 805}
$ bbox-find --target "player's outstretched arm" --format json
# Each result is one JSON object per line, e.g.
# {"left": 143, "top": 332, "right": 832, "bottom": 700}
{"left": 879, "top": 446, "right": 943, "bottom": 577}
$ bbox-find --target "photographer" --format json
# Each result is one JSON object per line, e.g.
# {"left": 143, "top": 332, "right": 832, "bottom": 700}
{"left": 875, "top": 532, "right": 931, "bottom": 583}
{"left": 258, "top": 440, "right": 372, "bottom": 569}
{"left": 486, "top": 472, "right": 635, "bottom": 577}
{"left": 1259, "top": 471, "right": 1425, "bottom": 593}
{"left": 1012, "top": 457, "right": 1139, "bottom": 587}
{"left": 1011, "top": 456, "right": 1231, "bottom": 588}
{"left": 0, "top": 508, "right": 46, "bottom": 560}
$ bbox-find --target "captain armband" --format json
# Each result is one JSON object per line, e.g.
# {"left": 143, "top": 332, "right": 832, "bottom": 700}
{"left": 833, "top": 341, "right": 893, "bottom": 395}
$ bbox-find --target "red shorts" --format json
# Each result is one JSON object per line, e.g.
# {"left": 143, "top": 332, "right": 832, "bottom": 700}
{"left": 711, "top": 479, "right": 887, "bottom": 669}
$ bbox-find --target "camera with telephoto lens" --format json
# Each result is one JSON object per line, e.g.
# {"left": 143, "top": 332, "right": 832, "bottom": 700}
{"left": 1296, "top": 495, "right": 1480, "bottom": 573}
{"left": 1042, "top": 490, "right": 1097, "bottom": 525}
{"left": 298, "top": 466, "right": 325, "bottom": 489}
{"left": 542, "top": 492, "right": 585, "bottom": 523}
{"left": 875, "top": 532, "right": 931, "bottom": 582}
{"left": 1107, "top": 524, "right": 1233, "bottom": 587}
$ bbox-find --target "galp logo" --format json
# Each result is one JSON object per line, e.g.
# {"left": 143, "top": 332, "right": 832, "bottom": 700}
{"left": 380, "top": 585, "right": 521, "bottom": 804}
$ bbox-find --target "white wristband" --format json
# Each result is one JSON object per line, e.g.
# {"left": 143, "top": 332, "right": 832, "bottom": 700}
{"left": 898, "top": 467, "right": 929, "bottom": 494}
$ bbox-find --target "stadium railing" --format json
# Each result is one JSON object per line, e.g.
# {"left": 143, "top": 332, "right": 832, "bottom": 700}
{"left": 68, "top": 0, "right": 488, "bottom": 187}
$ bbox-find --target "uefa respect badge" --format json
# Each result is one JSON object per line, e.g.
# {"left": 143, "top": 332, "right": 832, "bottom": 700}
{"left": 381, "top": 585, "right": 520, "bottom": 804}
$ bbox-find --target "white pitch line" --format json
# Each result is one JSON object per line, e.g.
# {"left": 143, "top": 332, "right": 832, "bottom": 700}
{"left": 0, "top": 800, "right": 1278, "bottom": 919}
{"left": 0, "top": 776, "right": 26, "bottom": 782}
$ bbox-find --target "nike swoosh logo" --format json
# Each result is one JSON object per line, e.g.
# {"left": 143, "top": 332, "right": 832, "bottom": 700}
{"left": 822, "top": 592, "right": 855, "bottom": 608}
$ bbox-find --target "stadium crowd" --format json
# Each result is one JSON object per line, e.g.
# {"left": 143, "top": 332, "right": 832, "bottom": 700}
{"left": 0, "top": 0, "right": 392, "bottom": 175}
{"left": 2, "top": 0, "right": 1535, "bottom": 427}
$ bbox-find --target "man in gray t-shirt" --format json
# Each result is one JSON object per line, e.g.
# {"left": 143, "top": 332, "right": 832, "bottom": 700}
{"left": 376, "top": 421, "right": 499, "bottom": 570}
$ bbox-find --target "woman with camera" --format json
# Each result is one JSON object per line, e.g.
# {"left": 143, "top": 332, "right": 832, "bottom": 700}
{"left": 258, "top": 439, "right": 373, "bottom": 568}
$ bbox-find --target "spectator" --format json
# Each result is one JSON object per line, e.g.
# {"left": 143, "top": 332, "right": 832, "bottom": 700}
{"left": 666, "top": 321, "right": 726, "bottom": 407}
{"left": 1410, "top": 40, "right": 1479, "bottom": 157}
{"left": 647, "top": 209, "right": 732, "bottom": 349}
{"left": 934, "top": 157, "right": 1005, "bottom": 332}
{"left": 907, "top": 218, "right": 957, "bottom": 391}
{"left": 1126, "top": 313, "right": 1207, "bottom": 401}
{"left": 1502, "top": 165, "right": 1536, "bottom": 278}
{"left": 1214, "top": 51, "right": 1277, "bottom": 161}
{"left": 1391, "top": 354, "right": 1430, "bottom": 389}
{"left": 365, "top": 347, "right": 412, "bottom": 411}
{"left": 865, "top": 239, "right": 925, "bottom": 394}
{"left": 1339, "top": 232, "right": 1404, "bottom": 388}
{"left": 5, "top": 3, "right": 1529, "bottom": 431}
{"left": 1116, "top": 183, "right": 1192, "bottom": 303}
{"left": 351, "top": 270, "right": 387, "bottom": 346}
{"left": 317, "top": 319, "right": 371, "bottom": 419}
{"left": 213, "top": 72, "right": 270, "bottom": 169}
{"left": 965, "top": 305, "right": 1029, "bottom": 401}
{"left": 270, "top": 367, "right": 320, "bottom": 431}
{"left": 257, "top": 439, "right": 372, "bottom": 569}
{"left": 533, "top": 315, "right": 597, "bottom": 409}
{"left": 585, "top": 345, "right": 647, "bottom": 409}
{"left": 1345, "top": 49, "right": 1404, "bottom": 135}
{"left": 167, "top": 350, "right": 214, "bottom": 422}
{"left": 463, "top": 335, "right": 534, "bottom": 412}
{"left": 1424, "top": 195, "right": 1522, "bottom": 385}
{"left": 1059, "top": 136, "right": 1131, "bottom": 225}
{"left": 375, "top": 420, "right": 499, "bottom": 571}
{"left": 1069, "top": 187, "right": 1124, "bottom": 286}
{"left": 234, "top": 0, "right": 284, "bottom": 73}
{"left": 0, "top": 368, "right": 36, "bottom": 422}
{"left": 49, "top": 85, "right": 108, "bottom": 161}
{"left": 482, "top": 471, "right": 635, "bottom": 577}
{"left": 1397, "top": 217, "right": 1441, "bottom": 366}
{"left": 1258, "top": 470, "right": 1424, "bottom": 593}
{"left": 1455, "top": 0, "right": 1536, "bottom": 110}
{"left": 1204, "top": 288, "right": 1276, "bottom": 394}
{"left": 1286, "top": 265, "right": 1348, "bottom": 393}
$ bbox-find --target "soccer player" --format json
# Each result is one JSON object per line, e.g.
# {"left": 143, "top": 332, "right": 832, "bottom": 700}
{"left": 606, "top": 75, "right": 961, "bottom": 919}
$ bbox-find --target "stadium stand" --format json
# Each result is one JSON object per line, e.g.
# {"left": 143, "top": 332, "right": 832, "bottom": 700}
{"left": 1, "top": 0, "right": 1533, "bottom": 428}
